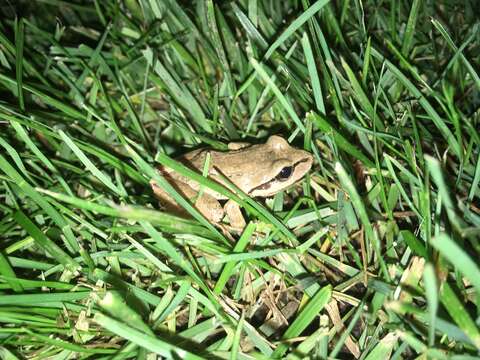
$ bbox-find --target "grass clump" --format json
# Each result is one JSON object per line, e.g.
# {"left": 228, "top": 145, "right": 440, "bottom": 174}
{"left": 0, "top": 0, "right": 479, "bottom": 358}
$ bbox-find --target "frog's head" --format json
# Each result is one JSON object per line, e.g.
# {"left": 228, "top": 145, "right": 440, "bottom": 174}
{"left": 249, "top": 135, "right": 313, "bottom": 197}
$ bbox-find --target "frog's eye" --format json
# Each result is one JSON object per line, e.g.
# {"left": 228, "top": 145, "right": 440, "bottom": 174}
{"left": 277, "top": 166, "right": 293, "bottom": 181}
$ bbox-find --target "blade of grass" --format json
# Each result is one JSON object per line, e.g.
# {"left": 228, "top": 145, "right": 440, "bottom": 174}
{"left": 94, "top": 312, "right": 205, "bottom": 359}
{"left": 335, "top": 162, "right": 389, "bottom": 280}
{"left": 264, "top": 0, "right": 330, "bottom": 60}
{"left": 206, "top": 0, "right": 235, "bottom": 97}
{"left": 385, "top": 62, "right": 461, "bottom": 158}
{"left": 401, "top": 0, "right": 421, "bottom": 56}
{"left": 0, "top": 253, "right": 23, "bottom": 293}
{"left": 308, "top": 112, "right": 374, "bottom": 167}
{"left": 0, "top": 154, "right": 79, "bottom": 254}
{"left": 250, "top": 58, "right": 305, "bottom": 133}
{"left": 36, "top": 188, "right": 215, "bottom": 238}
{"left": 423, "top": 263, "right": 438, "bottom": 347}
{"left": 431, "top": 234, "right": 480, "bottom": 295}
{"left": 143, "top": 48, "right": 211, "bottom": 132}
{"left": 58, "top": 130, "right": 127, "bottom": 197}
{"left": 426, "top": 156, "right": 467, "bottom": 233}
{"left": 12, "top": 210, "right": 79, "bottom": 272}
{"left": 439, "top": 282, "right": 480, "bottom": 348}
{"left": 271, "top": 284, "right": 332, "bottom": 358}
{"left": 431, "top": 20, "right": 480, "bottom": 91}
{"left": 214, "top": 222, "right": 256, "bottom": 294}
{"left": 14, "top": 17, "right": 25, "bottom": 112}
{"left": 0, "top": 73, "right": 86, "bottom": 120}
{"left": 301, "top": 32, "right": 325, "bottom": 114}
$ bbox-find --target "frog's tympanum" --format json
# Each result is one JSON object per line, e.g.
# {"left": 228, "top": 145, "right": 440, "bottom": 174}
{"left": 151, "top": 135, "right": 313, "bottom": 230}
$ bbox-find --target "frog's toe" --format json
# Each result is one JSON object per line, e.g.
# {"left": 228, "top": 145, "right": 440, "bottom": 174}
{"left": 194, "top": 195, "right": 224, "bottom": 223}
{"left": 224, "top": 200, "right": 246, "bottom": 231}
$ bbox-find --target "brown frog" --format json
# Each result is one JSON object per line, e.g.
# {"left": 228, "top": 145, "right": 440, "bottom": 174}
{"left": 151, "top": 135, "right": 313, "bottom": 230}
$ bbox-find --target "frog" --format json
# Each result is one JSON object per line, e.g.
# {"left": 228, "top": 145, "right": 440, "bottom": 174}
{"left": 150, "top": 135, "right": 313, "bottom": 231}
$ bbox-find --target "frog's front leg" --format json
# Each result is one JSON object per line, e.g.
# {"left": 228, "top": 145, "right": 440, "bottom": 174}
{"left": 151, "top": 180, "right": 224, "bottom": 223}
{"left": 224, "top": 199, "right": 246, "bottom": 231}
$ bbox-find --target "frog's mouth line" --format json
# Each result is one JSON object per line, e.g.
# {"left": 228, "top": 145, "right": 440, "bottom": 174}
{"left": 249, "top": 158, "right": 312, "bottom": 195}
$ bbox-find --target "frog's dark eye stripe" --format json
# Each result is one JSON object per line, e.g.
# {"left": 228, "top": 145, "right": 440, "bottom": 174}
{"left": 275, "top": 157, "right": 311, "bottom": 182}
{"left": 249, "top": 157, "right": 311, "bottom": 194}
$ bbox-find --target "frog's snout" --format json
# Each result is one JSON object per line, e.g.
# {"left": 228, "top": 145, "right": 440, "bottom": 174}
{"left": 298, "top": 151, "right": 313, "bottom": 173}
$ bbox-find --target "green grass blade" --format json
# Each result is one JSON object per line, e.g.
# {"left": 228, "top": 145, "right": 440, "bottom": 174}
{"left": 214, "top": 222, "right": 256, "bottom": 294}
{"left": 0, "top": 253, "right": 23, "bottom": 292}
{"left": 431, "top": 20, "right": 480, "bottom": 91}
{"left": 272, "top": 285, "right": 332, "bottom": 358}
{"left": 426, "top": 156, "right": 466, "bottom": 233}
{"left": 301, "top": 32, "right": 325, "bottom": 114}
{"left": 264, "top": 0, "right": 330, "bottom": 60}
{"left": 431, "top": 234, "right": 480, "bottom": 294}
{"left": 335, "top": 162, "right": 389, "bottom": 279}
{"left": 14, "top": 17, "right": 25, "bottom": 112}
{"left": 12, "top": 210, "right": 79, "bottom": 272}
{"left": 401, "top": 0, "right": 422, "bottom": 56}
{"left": 250, "top": 58, "right": 305, "bottom": 133}
{"left": 94, "top": 312, "right": 206, "bottom": 359}
{"left": 385, "top": 62, "right": 461, "bottom": 158}
{"left": 440, "top": 282, "right": 480, "bottom": 348}
{"left": 0, "top": 154, "right": 79, "bottom": 253}
{"left": 423, "top": 263, "right": 438, "bottom": 347}
{"left": 58, "top": 130, "right": 127, "bottom": 197}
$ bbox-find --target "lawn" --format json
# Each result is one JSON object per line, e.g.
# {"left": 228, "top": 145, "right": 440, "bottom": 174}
{"left": 0, "top": 0, "right": 479, "bottom": 358}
